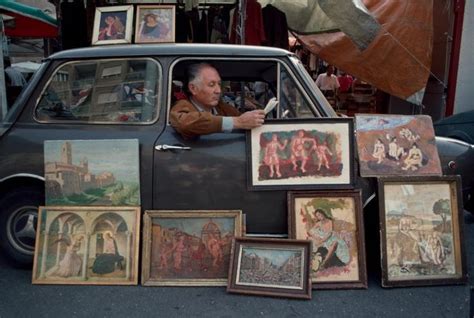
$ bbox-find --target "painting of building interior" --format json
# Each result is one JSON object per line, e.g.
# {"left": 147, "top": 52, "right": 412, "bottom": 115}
{"left": 32, "top": 206, "right": 140, "bottom": 285}
{"left": 293, "top": 196, "right": 360, "bottom": 284}
{"left": 355, "top": 114, "right": 442, "bottom": 177}
{"left": 147, "top": 211, "right": 241, "bottom": 285}
{"left": 44, "top": 139, "right": 140, "bottom": 206}
{"left": 383, "top": 183, "right": 460, "bottom": 280}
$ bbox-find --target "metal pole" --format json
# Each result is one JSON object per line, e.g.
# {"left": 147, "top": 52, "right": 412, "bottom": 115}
{"left": 0, "top": 15, "right": 8, "bottom": 120}
{"left": 238, "top": 0, "right": 246, "bottom": 44}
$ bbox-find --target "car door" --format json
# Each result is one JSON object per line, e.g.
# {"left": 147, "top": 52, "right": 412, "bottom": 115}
{"left": 151, "top": 57, "right": 320, "bottom": 235}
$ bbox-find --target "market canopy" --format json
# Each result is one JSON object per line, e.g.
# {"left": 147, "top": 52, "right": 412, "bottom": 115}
{"left": 260, "top": 0, "right": 433, "bottom": 105}
{"left": 0, "top": 0, "right": 58, "bottom": 38}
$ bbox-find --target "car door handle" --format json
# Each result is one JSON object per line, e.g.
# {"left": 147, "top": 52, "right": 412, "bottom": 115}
{"left": 155, "top": 144, "right": 191, "bottom": 151}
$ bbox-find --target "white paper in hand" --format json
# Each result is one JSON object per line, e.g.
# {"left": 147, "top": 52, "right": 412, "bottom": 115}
{"left": 264, "top": 97, "right": 278, "bottom": 115}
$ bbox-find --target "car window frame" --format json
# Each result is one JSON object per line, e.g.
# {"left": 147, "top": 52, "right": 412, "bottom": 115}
{"left": 166, "top": 57, "right": 323, "bottom": 125}
{"left": 33, "top": 57, "right": 163, "bottom": 125}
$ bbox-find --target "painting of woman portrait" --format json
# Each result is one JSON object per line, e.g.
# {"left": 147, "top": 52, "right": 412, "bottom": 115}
{"left": 135, "top": 6, "right": 175, "bottom": 43}
{"left": 288, "top": 190, "right": 367, "bottom": 289}
{"left": 92, "top": 6, "right": 133, "bottom": 45}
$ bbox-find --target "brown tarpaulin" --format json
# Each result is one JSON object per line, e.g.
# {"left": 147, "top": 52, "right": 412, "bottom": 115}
{"left": 297, "top": 0, "right": 433, "bottom": 104}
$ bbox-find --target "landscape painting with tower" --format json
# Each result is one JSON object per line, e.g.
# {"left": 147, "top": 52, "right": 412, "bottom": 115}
{"left": 44, "top": 139, "right": 140, "bottom": 206}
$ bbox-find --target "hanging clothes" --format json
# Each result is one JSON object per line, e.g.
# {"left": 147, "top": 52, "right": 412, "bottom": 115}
{"left": 210, "top": 12, "right": 228, "bottom": 43}
{"left": 230, "top": 0, "right": 266, "bottom": 45}
{"left": 176, "top": 8, "right": 194, "bottom": 43}
{"left": 262, "top": 4, "right": 289, "bottom": 50}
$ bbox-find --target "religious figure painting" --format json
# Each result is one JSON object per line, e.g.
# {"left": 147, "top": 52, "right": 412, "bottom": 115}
{"left": 141, "top": 210, "right": 242, "bottom": 286}
{"left": 247, "top": 118, "right": 354, "bottom": 190}
{"left": 378, "top": 176, "right": 467, "bottom": 287}
{"left": 92, "top": 6, "right": 133, "bottom": 45}
{"left": 227, "top": 238, "right": 312, "bottom": 299}
{"left": 288, "top": 190, "right": 367, "bottom": 289}
{"left": 355, "top": 114, "right": 442, "bottom": 177}
{"left": 135, "top": 5, "right": 175, "bottom": 43}
{"left": 32, "top": 206, "right": 140, "bottom": 285}
{"left": 44, "top": 139, "right": 140, "bottom": 206}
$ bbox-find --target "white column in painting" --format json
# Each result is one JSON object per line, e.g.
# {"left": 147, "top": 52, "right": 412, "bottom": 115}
{"left": 55, "top": 231, "right": 63, "bottom": 267}
{"left": 81, "top": 232, "right": 90, "bottom": 280}
{"left": 39, "top": 228, "right": 50, "bottom": 278}
{"left": 126, "top": 231, "right": 131, "bottom": 279}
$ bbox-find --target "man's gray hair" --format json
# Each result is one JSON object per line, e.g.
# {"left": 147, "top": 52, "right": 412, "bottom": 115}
{"left": 187, "top": 63, "right": 215, "bottom": 87}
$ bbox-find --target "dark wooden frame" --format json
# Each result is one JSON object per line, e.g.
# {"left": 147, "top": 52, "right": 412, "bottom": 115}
{"left": 141, "top": 210, "right": 242, "bottom": 286}
{"left": 227, "top": 237, "right": 312, "bottom": 299}
{"left": 288, "top": 190, "right": 367, "bottom": 289}
{"left": 378, "top": 175, "right": 467, "bottom": 287}
{"left": 246, "top": 118, "right": 355, "bottom": 191}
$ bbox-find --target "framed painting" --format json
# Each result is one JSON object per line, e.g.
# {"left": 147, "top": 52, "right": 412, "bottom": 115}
{"left": 92, "top": 5, "right": 133, "bottom": 45}
{"left": 135, "top": 5, "right": 176, "bottom": 43}
{"left": 32, "top": 206, "right": 140, "bottom": 285}
{"left": 355, "top": 114, "right": 442, "bottom": 177}
{"left": 247, "top": 118, "right": 355, "bottom": 190}
{"left": 227, "top": 238, "right": 312, "bottom": 299}
{"left": 288, "top": 190, "right": 367, "bottom": 289}
{"left": 378, "top": 175, "right": 467, "bottom": 287}
{"left": 141, "top": 210, "right": 242, "bottom": 286}
{"left": 44, "top": 139, "right": 140, "bottom": 206}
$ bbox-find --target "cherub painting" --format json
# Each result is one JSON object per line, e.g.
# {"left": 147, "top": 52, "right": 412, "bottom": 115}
{"left": 355, "top": 114, "right": 442, "bottom": 177}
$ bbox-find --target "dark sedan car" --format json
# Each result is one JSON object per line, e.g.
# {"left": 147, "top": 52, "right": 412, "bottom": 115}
{"left": 0, "top": 44, "right": 472, "bottom": 265}
{"left": 434, "top": 110, "right": 474, "bottom": 144}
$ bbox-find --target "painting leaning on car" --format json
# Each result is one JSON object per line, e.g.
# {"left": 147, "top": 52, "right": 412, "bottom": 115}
{"left": 44, "top": 139, "right": 140, "bottom": 206}
{"left": 0, "top": 44, "right": 472, "bottom": 266}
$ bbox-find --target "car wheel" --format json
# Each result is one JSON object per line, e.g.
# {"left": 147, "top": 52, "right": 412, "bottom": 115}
{"left": 0, "top": 187, "right": 44, "bottom": 265}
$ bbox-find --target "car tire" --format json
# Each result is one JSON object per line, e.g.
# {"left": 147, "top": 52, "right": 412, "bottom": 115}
{"left": 0, "top": 187, "right": 44, "bottom": 266}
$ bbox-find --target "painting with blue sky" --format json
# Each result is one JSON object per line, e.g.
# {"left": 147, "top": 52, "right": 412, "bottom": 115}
{"left": 44, "top": 139, "right": 140, "bottom": 206}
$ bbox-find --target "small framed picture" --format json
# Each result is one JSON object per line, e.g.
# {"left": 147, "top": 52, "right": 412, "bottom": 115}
{"left": 135, "top": 5, "right": 176, "bottom": 43}
{"left": 92, "top": 6, "right": 134, "bottom": 45}
{"left": 141, "top": 210, "right": 242, "bottom": 286}
{"left": 378, "top": 175, "right": 467, "bottom": 287}
{"left": 32, "top": 206, "right": 141, "bottom": 285}
{"left": 288, "top": 190, "right": 367, "bottom": 289}
{"left": 227, "top": 238, "right": 312, "bottom": 299}
{"left": 355, "top": 114, "right": 442, "bottom": 177}
{"left": 247, "top": 118, "right": 355, "bottom": 190}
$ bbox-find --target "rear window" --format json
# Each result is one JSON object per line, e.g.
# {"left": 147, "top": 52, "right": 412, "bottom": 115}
{"left": 35, "top": 58, "right": 161, "bottom": 123}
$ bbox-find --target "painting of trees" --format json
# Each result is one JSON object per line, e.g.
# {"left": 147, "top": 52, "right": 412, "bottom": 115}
{"left": 432, "top": 199, "right": 451, "bottom": 232}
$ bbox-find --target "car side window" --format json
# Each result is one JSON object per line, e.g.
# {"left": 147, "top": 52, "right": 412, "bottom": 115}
{"left": 169, "top": 59, "right": 316, "bottom": 120}
{"left": 35, "top": 58, "right": 161, "bottom": 123}
{"left": 278, "top": 68, "right": 314, "bottom": 119}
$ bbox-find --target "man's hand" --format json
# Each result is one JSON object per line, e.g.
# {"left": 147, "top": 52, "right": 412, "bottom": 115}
{"left": 233, "top": 110, "right": 265, "bottom": 130}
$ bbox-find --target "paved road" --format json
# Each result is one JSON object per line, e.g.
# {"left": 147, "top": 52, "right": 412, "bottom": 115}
{"left": 0, "top": 212, "right": 473, "bottom": 318}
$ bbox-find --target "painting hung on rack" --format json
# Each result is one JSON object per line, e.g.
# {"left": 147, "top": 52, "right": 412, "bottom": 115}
{"left": 135, "top": 5, "right": 175, "bottom": 43}
{"left": 355, "top": 114, "right": 442, "bottom": 177}
{"left": 44, "top": 139, "right": 140, "bottom": 206}
{"left": 32, "top": 206, "right": 141, "bottom": 285}
{"left": 288, "top": 190, "right": 367, "bottom": 289}
{"left": 378, "top": 176, "right": 467, "bottom": 287}
{"left": 92, "top": 6, "right": 134, "bottom": 45}
{"left": 141, "top": 210, "right": 242, "bottom": 286}
{"left": 247, "top": 118, "right": 354, "bottom": 190}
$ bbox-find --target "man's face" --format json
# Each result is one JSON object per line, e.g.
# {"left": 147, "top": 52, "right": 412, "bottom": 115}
{"left": 189, "top": 66, "right": 222, "bottom": 110}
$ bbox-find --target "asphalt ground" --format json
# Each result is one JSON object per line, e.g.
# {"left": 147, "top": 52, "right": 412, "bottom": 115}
{"left": 0, "top": 212, "right": 473, "bottom": 318}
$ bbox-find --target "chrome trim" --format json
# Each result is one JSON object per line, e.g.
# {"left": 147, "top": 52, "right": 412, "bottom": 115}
{"left": 435, "top": 135, "right": 474, "bottom": 147}
{"left": 33, "top": 57, "right": 163, "bottom": 126}
{"left": 0, "top": 173, "right": 45, "bottom": 183}
{"left": 363, "top": 192, "right": 376, "bottom": 209}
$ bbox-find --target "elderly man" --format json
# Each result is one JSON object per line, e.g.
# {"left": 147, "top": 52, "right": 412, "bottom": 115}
{"left": 170, "top": 63, "right": 265, "bottom": 139}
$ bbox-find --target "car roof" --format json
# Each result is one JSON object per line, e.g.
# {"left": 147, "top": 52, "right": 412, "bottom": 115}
{"left": 47, "top": 44, "right": 293, "bottom": 60}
